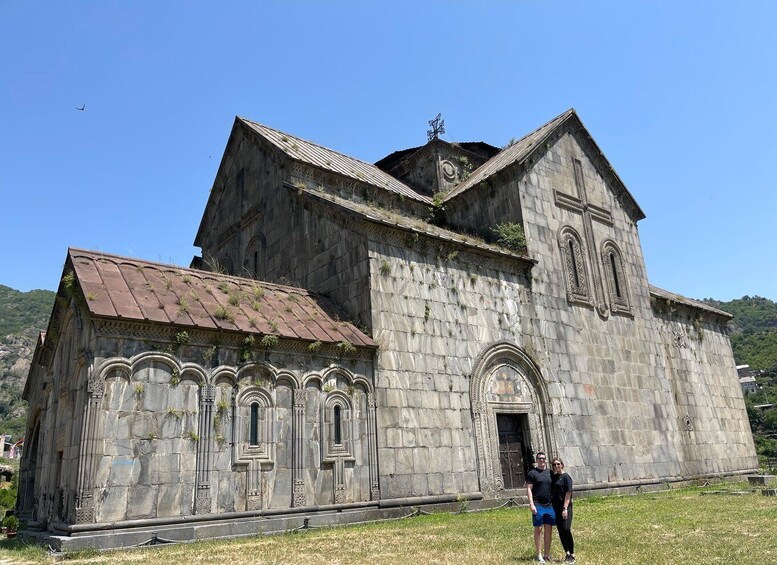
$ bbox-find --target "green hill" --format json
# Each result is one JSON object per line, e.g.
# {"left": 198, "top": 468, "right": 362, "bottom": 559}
{"left": 0, "top": 285, "right": 56, "bottom": 439}
{"left": 702, "top": 295, "right": 777, "bottom": 371}
{"left": 0, "top": 284, "right": 55, "bottom": 336}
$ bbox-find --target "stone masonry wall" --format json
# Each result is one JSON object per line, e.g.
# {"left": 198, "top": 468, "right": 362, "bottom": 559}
{"left": 507, "top": 131, "right": 756, "bottom": 485}
{"left": 368, "top": 238, "right": 536, "bottom": 499}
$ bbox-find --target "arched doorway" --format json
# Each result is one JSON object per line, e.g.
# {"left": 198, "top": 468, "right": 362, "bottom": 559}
{"left": 470, "top": 341, "right": 555, "bottom": 495}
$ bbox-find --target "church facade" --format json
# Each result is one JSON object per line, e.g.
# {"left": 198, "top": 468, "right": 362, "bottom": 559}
{"left": 20, "top": 109, "right": 757, "bottom": 547}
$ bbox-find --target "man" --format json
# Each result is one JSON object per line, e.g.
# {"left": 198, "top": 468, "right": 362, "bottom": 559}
{"left": 527, "top": 451, "right": 555, "bottom": 563}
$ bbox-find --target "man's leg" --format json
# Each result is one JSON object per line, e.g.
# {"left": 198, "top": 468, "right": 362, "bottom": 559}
{"left": 543, "top": 523, "right": 553, "bottom": 558}
{"left": 534, "top": 525, "right": 543, "bottom": 557}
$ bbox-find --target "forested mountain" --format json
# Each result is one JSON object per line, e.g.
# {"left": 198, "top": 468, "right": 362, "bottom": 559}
{"left": 0, "top": 285, "right": 56, "bottom": 439}
{"left": 702, "top": 295, "right": 777, "bottom": 370}
{"left": 702, "top": 295, "right": 777, "bottom": 466}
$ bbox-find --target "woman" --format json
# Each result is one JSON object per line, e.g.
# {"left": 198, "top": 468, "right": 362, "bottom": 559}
{"left": 551, "top": 457, "right": 576, "bottom": 564}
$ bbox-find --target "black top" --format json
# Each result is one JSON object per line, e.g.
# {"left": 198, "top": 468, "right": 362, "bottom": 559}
{"left": 551, "top": 472, "right": 573, "bottom": 508}
{"left": 527, "top": 468, "right": 552, "bottom": 505}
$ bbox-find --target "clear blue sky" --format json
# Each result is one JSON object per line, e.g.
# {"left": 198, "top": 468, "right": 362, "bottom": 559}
{"left": 1, "top": 1, "right": 775, "bottom": 301}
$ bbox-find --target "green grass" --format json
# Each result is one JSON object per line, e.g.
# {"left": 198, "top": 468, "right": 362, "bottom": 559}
{"left": 1, "top": 482, "right": 775, "bottom": 564}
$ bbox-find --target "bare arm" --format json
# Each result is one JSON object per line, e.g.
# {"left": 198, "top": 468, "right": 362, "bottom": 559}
{"left": 527, "top": 482, "right": 537, "bottom": 514}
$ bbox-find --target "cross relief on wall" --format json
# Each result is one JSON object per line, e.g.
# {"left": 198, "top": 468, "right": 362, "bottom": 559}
{"left": 553, "top": 159, "right": 615, "bottom": 319}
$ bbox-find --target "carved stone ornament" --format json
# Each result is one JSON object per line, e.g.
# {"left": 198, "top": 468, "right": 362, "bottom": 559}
{"left": 87, "top": 375, "right": 104, "bottom": 398}
{"left": 74, "top": 494, "right": 94, "bottom": 524}
{"left": 334, "top": 485, "right": 346, "bottom": 504}
{"left": 293, "top": 480, "right": 306, "bottom": 507}
{"left": 294, "top": 388, "right": 307, "bottom": 408}
{"left": 683, "top": 415, "right": 694, "bottom": 431}
{"left": 246, "top": 496, "right": 263, "bottom": 511}
{"left": 441, "top": 160, "right": 457, "bottom": 182}
{"left": 195, "top": 488, "right": 211, "bottom": 514}
{"left": 673, "top": 330, "right": 689, "bottom": 349}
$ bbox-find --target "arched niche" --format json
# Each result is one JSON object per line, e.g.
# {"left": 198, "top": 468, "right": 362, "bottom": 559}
{"left": 470, "top": 341, "right": 555, "bottom": 495}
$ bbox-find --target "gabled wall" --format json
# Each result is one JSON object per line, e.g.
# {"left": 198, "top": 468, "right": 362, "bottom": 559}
{"left": 196, "top": 123, "right": 372, "bottom": 329}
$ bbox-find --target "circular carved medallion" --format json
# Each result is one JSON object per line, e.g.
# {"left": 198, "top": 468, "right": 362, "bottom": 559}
{"left": 441, "top": 160, "right": 457, "bottom": 182}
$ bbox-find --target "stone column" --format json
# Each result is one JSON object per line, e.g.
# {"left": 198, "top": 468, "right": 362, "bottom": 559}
{"left": 74, "top": 366, "right": 100, "bottom": 524}
{"left": 292, "top": 388, "right": 306, "bottom": 507}
{"left": 195, "top": 384, "right": 215, "bottom": 514}
{"left": 366, "top": 392, "right": 380, "bottom": 500}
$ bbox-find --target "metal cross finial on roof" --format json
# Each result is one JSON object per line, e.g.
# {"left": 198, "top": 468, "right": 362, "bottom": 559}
{"left": 427, "top": 113, "right": 445, "bottom": 141}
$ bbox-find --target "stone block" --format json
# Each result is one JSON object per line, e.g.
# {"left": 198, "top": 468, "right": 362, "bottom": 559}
{"left": 126, "top": 485, "right": 157, "bottom": 519}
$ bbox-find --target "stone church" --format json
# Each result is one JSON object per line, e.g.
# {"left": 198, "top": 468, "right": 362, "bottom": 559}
{"left": 20, "top": 109, "right": 757, "bottom": 548}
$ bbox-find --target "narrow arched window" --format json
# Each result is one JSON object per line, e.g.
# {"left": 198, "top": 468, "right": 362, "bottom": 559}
{"left": 559, "top": 226, "right": 590, "bottom": 305}
{"left": 601, "top": 241, "right": 631, "bottom": 314}
{"left": 569, "top": 239, "right": 580, "bottom": 289}
{"left": 333, "top": 405, "right": 342, "bottom": 445}
{"left": 610, "top": 252, "right": 622, "bottom": 298}
{"left": 253, "top": 251, "right": 258, "bottom": 277}
{"left": 249, "top": 402, "right": 259, "bottom": 446}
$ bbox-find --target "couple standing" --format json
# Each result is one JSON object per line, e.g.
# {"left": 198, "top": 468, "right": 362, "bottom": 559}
{"left": 526, "top": 452, "right": 576, "bottom": 563}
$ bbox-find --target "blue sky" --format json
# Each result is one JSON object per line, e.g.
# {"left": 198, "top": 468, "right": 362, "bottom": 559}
{"left": 1, "top": 1, "right": 775, "bottom": 301}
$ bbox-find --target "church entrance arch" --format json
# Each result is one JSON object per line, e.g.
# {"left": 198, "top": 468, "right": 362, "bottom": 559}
{"left": 470, "top": 342, "right": 555, "bottom": 495}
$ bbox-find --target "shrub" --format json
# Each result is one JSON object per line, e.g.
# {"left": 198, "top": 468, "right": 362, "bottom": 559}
{"left": 491, "top": 222, "right": 527, "bottom": 252}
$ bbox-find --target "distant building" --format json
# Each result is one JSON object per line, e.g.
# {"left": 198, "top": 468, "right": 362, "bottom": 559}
{"left": 737, "top": 365, "right": 758, "bottom": 394}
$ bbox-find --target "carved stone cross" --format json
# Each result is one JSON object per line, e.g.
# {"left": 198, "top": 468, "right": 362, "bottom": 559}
{"left": 427, "top": 113, "right": 445, "bottom": 141}
{"left": 553, "top": 159, "right": 614, "bottom": 317}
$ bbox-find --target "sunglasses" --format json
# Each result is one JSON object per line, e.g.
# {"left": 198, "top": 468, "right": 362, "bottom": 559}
{"left": 537, "top": 457, "right": 546, "bottom": 461}
{"left": 552, "top": 463, "right": 563, "bottom": 466}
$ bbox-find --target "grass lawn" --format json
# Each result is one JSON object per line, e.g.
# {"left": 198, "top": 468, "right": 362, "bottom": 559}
{"left": 0, "top": 482, "right": 774, "bottom": 564}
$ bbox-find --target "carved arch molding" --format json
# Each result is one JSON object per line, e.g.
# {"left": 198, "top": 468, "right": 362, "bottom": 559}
{"left": 470, "top": 342, "right": 555, "bottom": 495}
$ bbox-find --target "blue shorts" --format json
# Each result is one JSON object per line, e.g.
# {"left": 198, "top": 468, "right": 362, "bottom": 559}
{"left": 532, "top": 503, "right": 556, "bottom": 527}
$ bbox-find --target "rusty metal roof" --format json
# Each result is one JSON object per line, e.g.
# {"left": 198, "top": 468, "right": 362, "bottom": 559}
{"left": 67, "top": 248, "right": 376, "bottom": 347}
{"left": 240, "top": 118, "right": 430, "bottom": 203}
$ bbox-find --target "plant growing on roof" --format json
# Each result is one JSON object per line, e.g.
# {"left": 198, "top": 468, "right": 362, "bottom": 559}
{"left": 241, "top": 335, "right": 256, "bottom": 362}
{"left": 214, "top": 306, "right": 234, "bottom": 323}
{"left": 427, "top": 191, "right": 447, "bottom": 226}
{"left": 337, "top": 340, "right": 356, "bottom": 357}
{"left": 177, "top": 297, "right": 190, "bottom": 314}
{"left": 491, "top": 222, "right": 527, "bottom": 252}
{"left": 218, "top": 282, "right": 230, "bottom": 294}
{"left": 308, "top": 340, "right": 322, "bottom": 353}
{"left": 260, "top": 334, "right": 279, "bottom": 348}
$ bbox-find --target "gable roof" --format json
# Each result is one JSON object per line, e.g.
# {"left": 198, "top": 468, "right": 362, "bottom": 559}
{"left": 239, "top": 118, "right": 430, "bottom": 203}
{"left": 443, "top": 109, "right": 646, "bottom": 222}
{"left": 291, "top": 185, "right": 536, "bottom": 266}
{"left": 65, "top": 248, "right": 375, "bottom": 348}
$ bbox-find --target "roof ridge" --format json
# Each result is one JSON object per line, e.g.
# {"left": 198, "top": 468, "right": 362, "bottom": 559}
{"left": 443, "top": 109, "right": 575, "bottom": 200}
{"left": 238, "top": 117, "right": 388, "bottom": 172}
{"left": 67, "top": 247, "right": 313, "bottom": 295}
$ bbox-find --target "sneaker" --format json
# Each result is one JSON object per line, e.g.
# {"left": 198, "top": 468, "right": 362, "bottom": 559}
{"left": 536, "top": 556, "right": 545, "bottom": 563}
{"left": 544, "top": 556, "right": 553, "bottom": 562}
{"left": 565, "top": 555, "right": 576, "bottom": 564}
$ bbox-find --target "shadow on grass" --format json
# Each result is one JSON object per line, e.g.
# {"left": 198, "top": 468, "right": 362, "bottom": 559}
{"left": 0, "top": 536, "right": 49, "bottom": 559}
